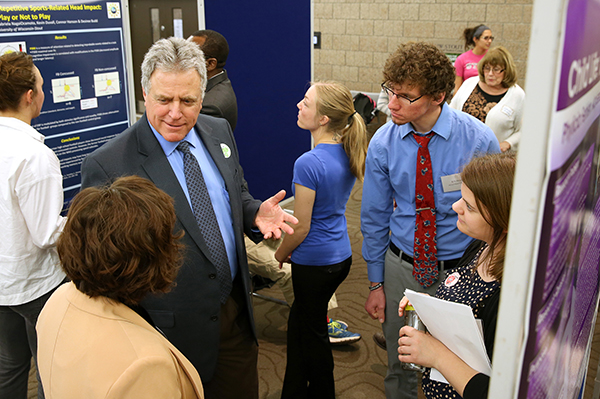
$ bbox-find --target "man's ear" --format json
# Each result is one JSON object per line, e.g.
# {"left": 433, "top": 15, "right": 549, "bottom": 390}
{"left": 433, "top": 92, "right": 446, "bottom": 105}
{"left": 205, "top": 58, "right": 218, "bottom": 72}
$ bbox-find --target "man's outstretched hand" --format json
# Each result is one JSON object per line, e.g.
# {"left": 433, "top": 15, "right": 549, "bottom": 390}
{"left": 255, "top": 190, "right": 298, "bottom": 239}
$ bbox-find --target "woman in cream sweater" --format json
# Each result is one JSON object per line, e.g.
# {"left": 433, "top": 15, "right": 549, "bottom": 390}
{"left": 450, "top": 46, "right": 525, "bottom": 152}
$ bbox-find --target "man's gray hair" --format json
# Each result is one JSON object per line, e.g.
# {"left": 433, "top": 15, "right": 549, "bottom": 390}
{"left": 141, "top": 37, "right": 207, "bottom": 97}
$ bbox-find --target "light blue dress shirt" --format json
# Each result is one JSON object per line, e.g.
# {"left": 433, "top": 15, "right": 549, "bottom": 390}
{"left": 361, "top": 103, "right": 500, "bottom": 282}
{"left": 149, "top": 122, "right": 238, "bottom": 279}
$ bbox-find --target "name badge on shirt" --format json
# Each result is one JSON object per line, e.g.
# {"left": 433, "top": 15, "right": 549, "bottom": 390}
{"left": 441, "top": 173, "right": 462, "bottom": 192}
{"left": 501, "top": 106, "right": 514, "bottom": 117}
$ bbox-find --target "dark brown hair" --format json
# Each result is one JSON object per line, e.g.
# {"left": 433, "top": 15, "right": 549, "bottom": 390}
{"left": 57, "top": 176, "right": 184, "bottom": 305}
{"left": 0, "top": 52, "right": 37, "bottom": 112}
{"left": 383, "top": 42, "right": 455, "bottom": 103}
{"left": 461, "top": 152, "right": 516, "bottom": 282}
{"left": 462, "top": 24, "right": 490, "bottom": 51}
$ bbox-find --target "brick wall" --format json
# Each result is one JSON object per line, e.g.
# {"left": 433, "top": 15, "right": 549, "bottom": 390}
{"left": 313, "top": 0, "right": 533, "bottom": 93}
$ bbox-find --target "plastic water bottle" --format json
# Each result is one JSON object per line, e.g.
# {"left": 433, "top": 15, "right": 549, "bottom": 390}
{"left": 401, "top": 305, "right": 427, "bottom": 372}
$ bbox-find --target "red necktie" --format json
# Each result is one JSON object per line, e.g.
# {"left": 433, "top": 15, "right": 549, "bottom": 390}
{"left": 412, "top": 132, "right": 438, "bottom": 287}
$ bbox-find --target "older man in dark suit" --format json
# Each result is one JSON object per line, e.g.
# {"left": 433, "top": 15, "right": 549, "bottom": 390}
{"left": 189, "top": 30, "right": 238, "bottom": 131}
{"left": 81, "top": 37, "right": 296, "bottom": 399}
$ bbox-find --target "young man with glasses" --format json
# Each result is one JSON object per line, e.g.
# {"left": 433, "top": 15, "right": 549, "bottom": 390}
{"left": 361, "top": 42, "right": 500, "bottom": 399}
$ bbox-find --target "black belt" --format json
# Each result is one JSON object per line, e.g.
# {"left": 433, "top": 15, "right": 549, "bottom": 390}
{"left": 389, "top": 242, "right": 461, "bottom": 270}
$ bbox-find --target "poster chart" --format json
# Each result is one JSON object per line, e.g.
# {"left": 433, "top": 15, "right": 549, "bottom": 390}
{"left": 0, "top": 0, "right": 131, "bottom": 206}
{"left": 517, "top": 0, "right": 600, "bottom": 397}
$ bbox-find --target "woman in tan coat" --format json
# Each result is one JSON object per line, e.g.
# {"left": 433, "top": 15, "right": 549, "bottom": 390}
{"left": 37, "top": 176, "right": 204, "bottom": 399}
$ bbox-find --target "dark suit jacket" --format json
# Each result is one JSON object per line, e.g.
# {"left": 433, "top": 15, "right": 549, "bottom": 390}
{"left": 201, "top": 70, "right": 238, "bottom": 131}
{"left": 80, "top": 113, "right": 262, "bottom": 381}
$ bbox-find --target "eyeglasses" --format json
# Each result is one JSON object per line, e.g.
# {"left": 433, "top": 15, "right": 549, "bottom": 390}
{"left": 483, "top": 66, "right": 505, "bottom": 74}
{"left": 481, "top": 36, "right": 494, "bottom": 41}
{"left": 381, "top": 83, "right": 424, "bottom": 105}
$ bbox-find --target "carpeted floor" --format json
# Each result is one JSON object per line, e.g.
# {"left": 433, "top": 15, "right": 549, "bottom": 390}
{"left": 253, "top": 180, "right": 392, "bottom": 399}
{"left": 22, "top": 177, "right": 600, "bottom": 398}
{"left": 22, "top": 110, "right": 600, "bottom": 397}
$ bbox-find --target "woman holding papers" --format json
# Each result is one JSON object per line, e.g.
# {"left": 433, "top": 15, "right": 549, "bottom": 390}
{"left": 275, "top": 81, "right": 367, "bottom": 398}
{"left": 397, "top": 152, "right": 516, "bottom": 399}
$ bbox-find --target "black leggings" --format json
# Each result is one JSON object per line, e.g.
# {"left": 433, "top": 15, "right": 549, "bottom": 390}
{"left": 281, "top": 256, "right": 352, "bottom": 399}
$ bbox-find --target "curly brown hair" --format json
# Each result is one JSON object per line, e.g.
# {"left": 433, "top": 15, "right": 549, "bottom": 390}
{"left": 0, "top": 51, "right": 38, "bottom": 112}
{"left": 383, "top": 41, "right": 455, "bottom": 103}
{"left": 57, "top": 176, "right": 184, "bottom": 305}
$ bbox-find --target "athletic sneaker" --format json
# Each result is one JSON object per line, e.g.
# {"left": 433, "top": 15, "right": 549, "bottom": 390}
{"left": 328, "top": 320, "right": 361, "bottom": 345}
{"left": 330, "top": 319, "right": 348, "bottom": 330}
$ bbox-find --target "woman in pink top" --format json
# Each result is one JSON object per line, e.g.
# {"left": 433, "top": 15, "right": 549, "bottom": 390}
{"left": 454, "top": 25, "right": 494, "bottom": 92}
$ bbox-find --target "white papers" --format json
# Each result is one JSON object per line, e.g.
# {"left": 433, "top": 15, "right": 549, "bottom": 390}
{"left": 404, "top": 289, "right": 492, "bottom": 383}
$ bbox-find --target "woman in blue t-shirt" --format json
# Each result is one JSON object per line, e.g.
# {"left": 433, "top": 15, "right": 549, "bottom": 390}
{"left": 275, "top": 82, "right": 368, "bottom": 399}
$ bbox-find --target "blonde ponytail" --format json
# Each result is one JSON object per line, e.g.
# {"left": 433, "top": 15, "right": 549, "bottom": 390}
{"left": 340, "top": 111, "right": 367, "bottom": 180}
{"left": 313, "top": 81, "right": 368, "bottom": 180}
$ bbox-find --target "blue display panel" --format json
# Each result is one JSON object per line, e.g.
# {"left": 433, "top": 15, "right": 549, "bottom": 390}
{"left": 0, "top": 1, "right": 131, "bottom": 208}
{"left": 204, "top": 0, "right": 311, "bottom": 201}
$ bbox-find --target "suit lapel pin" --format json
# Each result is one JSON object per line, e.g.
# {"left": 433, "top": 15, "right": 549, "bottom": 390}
{"left": 220, "top": 143, "right": 231, "bottom": 159}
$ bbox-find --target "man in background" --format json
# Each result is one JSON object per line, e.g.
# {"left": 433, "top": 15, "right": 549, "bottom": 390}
{"left": 190, "top": 29, "right": 238, "bottom": 131}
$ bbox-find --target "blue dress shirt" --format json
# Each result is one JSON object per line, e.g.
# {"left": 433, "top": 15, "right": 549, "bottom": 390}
{"left": 361, "top": 103, "right": 500, "bottom": 282}
{"left": 149, "top": 122, "right": 239, "bottom": 280}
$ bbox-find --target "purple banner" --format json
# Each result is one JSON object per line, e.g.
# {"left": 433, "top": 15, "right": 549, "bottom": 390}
{"left": 519, "top": 118, "right": 600, "bottom": 397}
{"left": 557, "top": 0, "right": 600, "bottom": 110}
{"left": 511, "top": 1, "right": 600, "bottom": 396}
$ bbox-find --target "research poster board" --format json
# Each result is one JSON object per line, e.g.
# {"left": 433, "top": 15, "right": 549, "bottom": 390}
{"left": 0, "top": 0, "right": 134, "bottom": 206}
{"left": 516, "top": 0, "right": 600, "bottom": 396}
